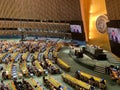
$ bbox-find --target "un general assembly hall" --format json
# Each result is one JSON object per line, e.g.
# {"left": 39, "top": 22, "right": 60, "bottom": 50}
{"left": 0, "top": 0, "right": 120, "bottom": 90}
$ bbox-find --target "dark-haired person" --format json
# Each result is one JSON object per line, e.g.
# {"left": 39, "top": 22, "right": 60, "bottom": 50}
{"left": 111, "top": 30, "right": 118, "bottom": 43}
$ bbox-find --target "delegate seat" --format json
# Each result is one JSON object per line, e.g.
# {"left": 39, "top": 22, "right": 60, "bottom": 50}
{"left": 4, "top": 62, "right": 13, "bottom": 79}
{"left": 110, "top": 68, "right": 120, "bottom": 84}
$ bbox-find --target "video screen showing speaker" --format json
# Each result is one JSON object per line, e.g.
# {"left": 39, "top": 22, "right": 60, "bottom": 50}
{"left": 70, "top": 21, "right": 85, "bottom": 41}
{"left": 70, "top": 25, "right": 82, "bottom": 33}
{"left": 108, "top": 27, "right": 120, "bottom": 43}
{"left": 108, "top": 27, "right": 120, "bottom": 57}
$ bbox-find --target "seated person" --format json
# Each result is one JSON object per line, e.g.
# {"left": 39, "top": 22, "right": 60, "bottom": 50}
{"left": 43, "top": 76, "right": 47, "bottom": 84}
{"left": 57, "top": 85, "right": 64, "bottom": 90}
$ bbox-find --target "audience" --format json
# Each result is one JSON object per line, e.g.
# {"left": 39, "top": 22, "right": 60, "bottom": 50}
{"left": 0, "top": 80, "right": 9, "bottom": 90}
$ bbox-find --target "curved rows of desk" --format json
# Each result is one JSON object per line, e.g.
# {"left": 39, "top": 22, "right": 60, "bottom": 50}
{"left": 0, "top": 40, "right": 112, "bottom": 90}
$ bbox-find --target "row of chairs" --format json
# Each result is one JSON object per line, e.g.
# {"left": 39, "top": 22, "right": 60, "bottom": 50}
{"left": 14, "top": 54, "right": 21, "bottom": 62}
{"left": 12, "top": 65, "right": 18, "bottom": 79}
{"left": 110, "top": 66, "right": 120, "bottom": 84}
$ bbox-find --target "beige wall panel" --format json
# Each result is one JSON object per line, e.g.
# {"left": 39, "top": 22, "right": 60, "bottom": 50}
{"left": 0, "top": 0, "right": 81, "bottom": 21}
{"left": 105, "top": 0, "right": 120, "bottom": 20}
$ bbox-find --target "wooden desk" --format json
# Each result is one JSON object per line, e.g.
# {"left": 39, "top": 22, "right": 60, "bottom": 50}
{"left": 8, "top": 47, "right": 16, "bottom": 53}
{"left": 44, "top": 50, "right": 48, "bottom": 59}
{"left": 62, "top": 73, "right": 92, "bottom": 90}
{"left": 76, "top": 70, "right": 106, "bottom": 82}
{"left": 53, "top": 51, "right": 57, "bottom": 57}
{"left": 20, "top": 61, "right": 28, "bottom": 76}
{"left": 55, "top": 43, "right": 63, "bottom": 52}
{"left": 46, "top": 59, "right": 59, "bottom": 74}
{"left": 46, "top": 59, "right": 54, "bottom": 66}
{"left": 47, "top": 76, "right": 61, "bottom": 88}
{"left": 57, "top": 58, "right": 70, "bottom": 72}
{"left": 0, "top": 52, "right": 7, "bottom": 63}
{"left": 80, "top": 71, "right": 91, "bottom": 79}
{"left": 76, "top": 71, "right": 106, "bottom": 89}
{"left": 27, "top": 78, "right": 42, "bottom": 90}
{"left": 46, "top": 76, "right": 67, "bottom": 90}
{"left": 34, "top": 60, "right": 44, "bottom": 74}
{"left": 44, "top": 46, "right": 52, "bottom": 59}
{"left": 22, "top": 52, "right": 29, "bottom": 60}
{"left": 11, "top": 52, "right": 19, "bottom": 61}
{"left": 5, "top": 62, "right": 13, "bottom": 79}
{"left": 33, "top": 52, "right": 39, "bottom": 60}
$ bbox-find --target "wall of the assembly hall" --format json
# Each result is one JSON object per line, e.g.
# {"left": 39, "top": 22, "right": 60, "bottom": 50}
{"left": 80, "top": 0, "right": 91, "bottom": 41}
{"left": 80, "top": 0, "right": 111, "bottom": 51}
{"left": 105, "top": 0, "right": 120, "bottom": 20}
{"left": 0, "top": 0, "right": 81, "bottom": 21}
{"left": 0, "top": 0, "right": 81, "bottom": 38}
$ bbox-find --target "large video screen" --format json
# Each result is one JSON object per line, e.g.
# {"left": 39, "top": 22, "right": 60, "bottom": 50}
{"left": 108, "top": 27, "right": 120, "bottom": 43}
{"left": 70, "top": 25, "right": 82, "bottom": 33}
{"left": 108, "top": 27, "right": 120, "bottom": 57}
